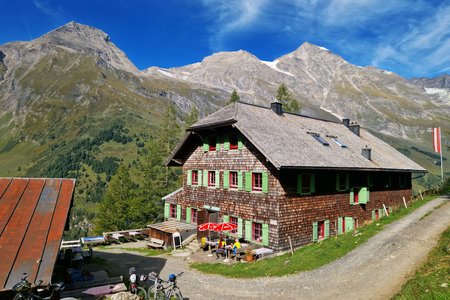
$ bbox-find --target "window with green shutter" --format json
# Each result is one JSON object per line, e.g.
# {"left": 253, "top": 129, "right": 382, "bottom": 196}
{"left": 164, "top": 202, "right": 170, "bottom": 219}
{"left": 245, "top": 172, "right": 252, "bottom": 192}
{"left": 203, "top": 137, "right": 209, "bottom": 152}
{"left": 222, "top": 215, "right": 229, "bottom": 223}
{"left": 238, "top": 135, "right": 243, "bottom": 150}
{"left": 216, "top": 136, "right": 221, "bottom": 151}
{"left": 262, "top": 171, "right": 269, "bottom": 194}
{"left": 372, "top": 210, "right": 376, "bottom": 221}
{"left": 338, "top": 217, "right": 343, "bottom": 234}
{"left": 203, "top": 169, "right": 208, "bottom": 187}
{"left": 223, "top": 170, "right": 229, "bottom": 189}
{"left": 196, "top": 170, "right": 202, "bottom": 186}
{"left": 238, "top": 171, "right": 244, "bottom": 190}
{"left": 262, "top": 223, "right": 269, "bottom": 246}
{"left": 324, "top": 220, "right": 330, "bottom": 239}
{"left": 336, "top": 173, "right": 349, "bottom": 191}
{"left": 344, "top": 217, "right": 354, "bottom": 232}
{"left": 223, "top": 135, "right": 230, "bottom": 150}
{"left": 186, "top": 207, "right": 191, "bottom": 224}
{"left": 187, "top": 170, "right": 192, "bottom": 186}
{"left": 245, "top": 220, "right": 252, "bottom": 241}
{"left": 312, "top": 222, "right": 318, "bottom": 242}
{"left": 238, "top": 218, "right": 243, "bottom": 237}
{"left": 176, "top": 205, "right": 181, "bottom": 221}
{"left": 358, "top": 187, "right": 369, "bottom": 204}
{"left": 215, "top": 170, "right": 220, "bottom": 188}
{"left": 297, "top": 174, "right": 315, "bottom": 195}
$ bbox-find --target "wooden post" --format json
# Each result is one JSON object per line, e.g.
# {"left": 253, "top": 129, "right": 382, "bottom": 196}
{"left": 288, "top": 236, "right": 294, "bottom": 255}
{"left": 402, "top": 197, "right": 408, "bottom": 208}
{"left": 383, "top": 204, "right": 389, "bottom": 217}
{"left": 419, "top": 189, "right": 423, "bottom": 200}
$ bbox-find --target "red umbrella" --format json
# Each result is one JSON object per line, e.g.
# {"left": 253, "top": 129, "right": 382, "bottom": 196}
{"left": 198, "top": 222, "right": 218, "bottom": 231}
{"left": 214, "top": 222, "right": 238, "bottom": 232}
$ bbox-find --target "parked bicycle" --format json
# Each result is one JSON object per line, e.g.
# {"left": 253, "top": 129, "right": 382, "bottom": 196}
{"left": 12, "top": 273, "right": 64, "bottom": 300}
{"left": 136, "top": 271, "right": 184, "bottom": 300}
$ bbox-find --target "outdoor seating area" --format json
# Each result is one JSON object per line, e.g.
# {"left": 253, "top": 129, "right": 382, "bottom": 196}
{"left": 196, "top": 221, "right": 275, "bottom": 263}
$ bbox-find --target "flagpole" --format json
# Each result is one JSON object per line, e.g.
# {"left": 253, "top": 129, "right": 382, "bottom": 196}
{"left": 440, "top": 127, "right": 444, "bottom": 183}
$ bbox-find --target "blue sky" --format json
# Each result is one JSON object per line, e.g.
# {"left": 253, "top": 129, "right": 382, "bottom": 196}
{"left": 0, "top": 0, "right": 449, "bottom": 78}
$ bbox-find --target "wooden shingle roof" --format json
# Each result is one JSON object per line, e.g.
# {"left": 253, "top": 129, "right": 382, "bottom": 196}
{"left": 173, "top": 102, "right": 426, "bottom": 172}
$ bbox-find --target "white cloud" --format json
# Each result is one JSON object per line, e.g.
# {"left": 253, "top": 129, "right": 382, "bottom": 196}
{"left": 201, "top": 0, "right": 268, "bottom": 50}
{"left": 33, "top": 0, "right": 65, "bottom": 22}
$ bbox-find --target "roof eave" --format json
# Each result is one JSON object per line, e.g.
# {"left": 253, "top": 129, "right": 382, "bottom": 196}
{"left": 278, "top": 166, "right": 428, "bottom": 173}
{"left": 187, "top": 119, "right": 237, "bottom": 131}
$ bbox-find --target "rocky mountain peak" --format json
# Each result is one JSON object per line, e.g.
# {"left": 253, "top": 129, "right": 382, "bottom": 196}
{"left": 410, "top": 73, "right": 450, "bottom": 89}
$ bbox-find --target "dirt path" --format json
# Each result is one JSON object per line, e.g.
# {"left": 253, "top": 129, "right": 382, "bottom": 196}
{"left": 96, "top": 196, "right": 450, "bottom": 300}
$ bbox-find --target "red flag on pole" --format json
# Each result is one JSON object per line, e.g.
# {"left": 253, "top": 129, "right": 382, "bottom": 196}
{"left": 432, "top": 127, "right": 441, "bottom": 153}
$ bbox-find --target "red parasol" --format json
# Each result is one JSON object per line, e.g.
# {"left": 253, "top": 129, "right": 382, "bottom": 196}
{"left": 197, "top": 222, "right": 218, "bottom": 231}
{"left": 214, "top": 222, "right": 238, "bottom": 232}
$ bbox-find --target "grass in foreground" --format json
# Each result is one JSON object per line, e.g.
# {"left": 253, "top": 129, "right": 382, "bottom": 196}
{"left": 191, "top": 195, "right": 440, "bottom": 278}
{"left": 393, "top": 226, "right": 450, "bottom": 300}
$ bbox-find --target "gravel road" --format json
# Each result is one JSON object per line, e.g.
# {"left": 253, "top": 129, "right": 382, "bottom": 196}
{"left": 96, "top": 196, "right": 450, "bottom": 300}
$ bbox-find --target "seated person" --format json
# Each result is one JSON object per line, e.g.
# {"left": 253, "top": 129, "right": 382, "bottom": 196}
{"left": 215, "top": 237, "right": 226, "bottom": 258}
{"left": 232, "top": 238, "right": 241, "bottom": 255}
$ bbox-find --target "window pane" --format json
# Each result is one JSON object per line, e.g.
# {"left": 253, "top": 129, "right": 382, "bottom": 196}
{"left": 208, "top": 171, "right": 216, "bottom": 186}
{"left": 230, "top": 171, "right": 238, "bottom": 188}
{"left": 252, "top": 173, "right": 262, "bottom": 191}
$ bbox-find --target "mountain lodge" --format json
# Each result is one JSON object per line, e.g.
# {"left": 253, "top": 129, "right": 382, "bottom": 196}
{"left": 164, "top": 101, "right": 426, "bottom": 250}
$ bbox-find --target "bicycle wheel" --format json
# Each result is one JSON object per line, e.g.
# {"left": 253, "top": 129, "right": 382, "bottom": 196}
{"left": 148, "top": 286, "right": 165, "bottom": 300}
{"left": 173, "top": 289, "right": 184, "bottom": 300}
{"left": 137, "top": 287, "right": 147, "bottom": 299}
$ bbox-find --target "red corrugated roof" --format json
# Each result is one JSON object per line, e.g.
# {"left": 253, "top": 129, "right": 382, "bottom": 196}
{"left": 0, "top": 178, "right": 75, "bottom": 291}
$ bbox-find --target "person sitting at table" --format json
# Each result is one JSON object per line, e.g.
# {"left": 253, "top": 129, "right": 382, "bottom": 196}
{"left": 232, "top": 238, "right": 241, "bottom": 255}
{"left": 215, "top": 236, "right": 226, "bottom": 258}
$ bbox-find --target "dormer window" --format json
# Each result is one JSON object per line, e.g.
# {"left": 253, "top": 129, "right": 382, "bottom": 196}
{"left": 229, "top": 134, "right": 238, "bottom": 150}
{"left": 209, "top": 136, "right": 217, "bottom": 151}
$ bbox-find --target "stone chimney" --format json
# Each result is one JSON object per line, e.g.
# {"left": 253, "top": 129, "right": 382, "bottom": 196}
{"left": 362, "top": 147, "right": 372, "bottom": 160}
{"left": 271, "top": 100, "right": 283, "bottom": 115}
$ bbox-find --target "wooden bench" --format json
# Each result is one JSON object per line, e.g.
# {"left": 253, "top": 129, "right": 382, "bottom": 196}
{"left": 147, "top": 238, "right": 165, "bottom": 249}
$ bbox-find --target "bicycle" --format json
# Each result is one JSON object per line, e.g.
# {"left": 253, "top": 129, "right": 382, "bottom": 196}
{"left": 12, "top": 273, "right": 64, "bottom": 300}
{"left": 137, "top": 271, "right": 184, "bottom": 300}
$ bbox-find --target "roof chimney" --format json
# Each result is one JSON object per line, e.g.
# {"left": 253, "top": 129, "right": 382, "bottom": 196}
{"left": 271, "top": 100, "right": 283, "bottom": 115}
{"left": 361, "top": 147, "right": 371, "bottom": 160}
{"left": 348, "top": 122, "right": 360, "bottom": 136}
{"left": 342, "top": 118, "right": 350, "bottom": 127}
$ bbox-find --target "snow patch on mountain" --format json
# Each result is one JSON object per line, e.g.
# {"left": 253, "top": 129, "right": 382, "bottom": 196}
{"left": 157, "top": 69, "right": 175, "bottom": 78}
{"left": 261, "top": 60, "right": 295, "bottom": 77}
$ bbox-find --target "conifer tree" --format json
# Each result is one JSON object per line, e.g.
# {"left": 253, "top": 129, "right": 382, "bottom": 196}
{"left": 276, "top": 84, "right": 300, "bottom": 113}
{"left": 228, "top": 89, "right": 240, "bottom": 104}
{"left": 184, "top": 106, "right": 199, "bottom": 129}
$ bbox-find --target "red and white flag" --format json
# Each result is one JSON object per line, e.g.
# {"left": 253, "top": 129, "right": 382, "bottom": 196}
{"left": 432, "top": 127, "right": 441, "bottom": 153}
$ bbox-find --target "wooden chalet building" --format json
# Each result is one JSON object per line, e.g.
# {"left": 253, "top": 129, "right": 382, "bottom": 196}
{"left": 164, "top": 101, "right": 426, "bottom": 251}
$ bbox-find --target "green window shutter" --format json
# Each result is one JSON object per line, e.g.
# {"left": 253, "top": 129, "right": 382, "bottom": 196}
{"left": 297, "top": 174, "right": 302, "bottom": 194}
{"left": 338, "top": 217, "right": 343, "bottom": 234}
{"left": 176, "top": 204, "right": 181, "bottom": 221}
{"left": 310, "top": 174, "right": 316, "bottom": 193}
{"left": 215, "top": 170, "right": 220, "bottom": 188}
{"left": 262, "top": 171, "right": 269, "bottom": 194}
{"left": 222, "top": 215, "right": 229, "bottom": 223}
{"left": 203, "top": 170, "right": 208, "bottom": 187}
{"left": 224, "top": 135, "right": 230, "bottom": 151}
{"left": 350, "top": 188, "right": 355, "bottom": 204}
{"left": 238, "top": 135, "right": 243, "bottom": 150}
{"left": 164, "top": 202, "right": 170, "bottom": 219}
{"left": 203, "top": 137, "right": 209, "bottom": 152}
{"left": 372, "top": 210, "right": 376, "bottom": 221}
{"left": 245, "top": 172, "right": 252, "bottom": 192}
{"left": 197, "top": 170, "right": 202, "bottom": 186}
{"left": 216, "top": 137, "right": 221, "bottom": 152}
{"left": 186, "top": 207, "right": 191, "bottom": 224}
{"left": 345, "top": 173, "right": 350, "bottom": 190}
{"left": 238, "top": 218, "right": 243, "bottom": 237}
{"left": 223, "top": 170, "right": 229, "bottom": 189}
{"left": 312, "top": 222, "right": 318, "bottom": 242}
{"left": 379, "top": 208, "right": 384, "bottom": 217}
{"left": 245, "top": 220, "right": 252, "bottom": 241}
{"left": 187, "top": 170, "right": 192, "bottom": 186}
{"left": 238, "top": 171, "right": 244, "bottom": 191}
{"left": 324, "top": 220, "right": 330, "bottom": 239}
{"left": 262, "top": 223, "right": 269, "bottom": 246}
{"left": 345, "top": 217, "right": 353, "bottom": 232}
{"left": 358, "top": 187, "right": 368, "bottom": 204}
